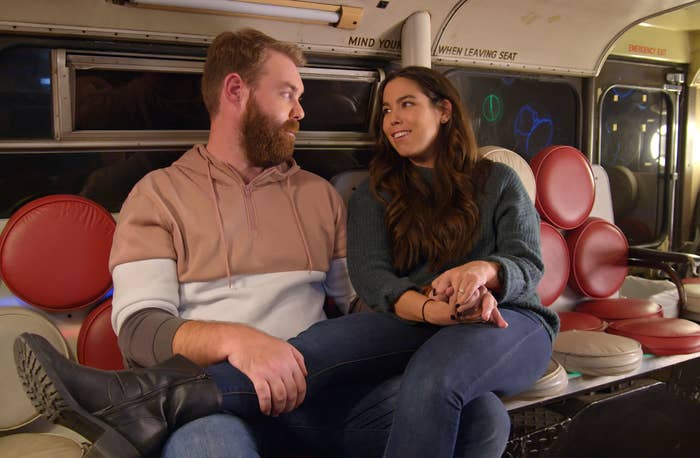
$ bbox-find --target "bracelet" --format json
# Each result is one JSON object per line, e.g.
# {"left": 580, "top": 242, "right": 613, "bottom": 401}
{"left": 421, "top": 298, "right": 435, "bottom": 323}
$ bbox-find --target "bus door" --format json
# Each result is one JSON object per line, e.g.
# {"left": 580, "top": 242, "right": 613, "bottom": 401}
{"left": 596, "top": 60, "right": 686, "bottom": 248}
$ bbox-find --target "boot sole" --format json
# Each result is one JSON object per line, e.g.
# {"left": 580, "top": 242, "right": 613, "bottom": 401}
{"left": 14, "top": 333, "right": 142, "bottom": 458}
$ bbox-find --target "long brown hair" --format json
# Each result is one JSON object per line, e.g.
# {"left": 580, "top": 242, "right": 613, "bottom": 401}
{"left": 370, "top": 66, "right": 489, "bottom": 273}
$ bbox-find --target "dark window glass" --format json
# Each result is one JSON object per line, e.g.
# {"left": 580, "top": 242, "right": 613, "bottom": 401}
{"left": 293, "top": 148, "right": 372, "bottom": 180}
{"left": 74, "top": 70, "right": 210, "bottom": 130}
{"left": 73, "top": 70, "right": 374, "bottom": 133}
{"left": 446, "top": 72, "right": 578, "bottom": 161}
{"left": 0, "top": 147, "right": 372, "bottom": 218}
{"left": 0, "top": 47, "right": 52, "bottom": 139}
{"left": 600, "top": 88, "right": 670, "bottom": 245}
{"left": 0, "top": 151, "right": 183, "bottom": 217}
{"left": 300, "top": 79, "right": 374, "bottom": 132}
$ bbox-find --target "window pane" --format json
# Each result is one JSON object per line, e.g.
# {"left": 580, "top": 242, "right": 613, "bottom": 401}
{"left": 0, "top": 151, "right": 183, "bottom": 217}
{"left": 446, "top": 72, "right": 578, "bottom": 160}
{"left": 0, "top": 47, "right": 52, "bottom": 139}
{"left": 600, "top": 88, "right": 669, "bottom": 245}
{"left": 74, "top": 69, "right": 210, "bottom": 130}
{"left": 300, "top": 79, "right": 374, "bottom": 132}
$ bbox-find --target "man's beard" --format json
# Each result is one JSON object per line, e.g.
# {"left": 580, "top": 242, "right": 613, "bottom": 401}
{"left": 241, "top": 96, "right": 299, "bottom": 168}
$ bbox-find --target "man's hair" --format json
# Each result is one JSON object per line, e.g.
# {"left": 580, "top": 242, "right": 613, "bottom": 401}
{"left": 201, "top": 29, "right": 305, "bottom": 117}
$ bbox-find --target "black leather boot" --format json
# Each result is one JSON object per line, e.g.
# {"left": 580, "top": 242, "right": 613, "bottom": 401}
{"left": 14, "top": 333, "right": 222, "bottom": 458}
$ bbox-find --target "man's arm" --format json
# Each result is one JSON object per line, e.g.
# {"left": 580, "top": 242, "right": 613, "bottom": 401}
{"left": 172, "top": 321, "right": 307, "bottom": 416}
{"left": 112, "top": 259, "right": 307, "bottom": 416}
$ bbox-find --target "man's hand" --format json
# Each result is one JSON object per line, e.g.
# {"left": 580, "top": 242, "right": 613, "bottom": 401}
{"left": 226, "top": 330, "right": 308, "bottom": 416}
{"left": 173, "top": 321, "right": 307, "bottom": 416}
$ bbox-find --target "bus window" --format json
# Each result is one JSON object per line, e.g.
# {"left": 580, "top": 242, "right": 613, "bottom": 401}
{"left": 599, "top": 88, "right": 672, "bottom": 246}
{"left": 0, "top": 46, "right": 52, "bottom": 140}
{"left": 445, "top": 70, "right": 580, "bottom": 160}
{"left": 0, "top": 150, "right": 183, "bottom": 217}
{"left": 74, "top": 69, "right": 210, "bottom": 131}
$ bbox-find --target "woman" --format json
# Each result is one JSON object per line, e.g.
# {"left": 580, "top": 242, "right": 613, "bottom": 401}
{"left": 346, "top": 66, "right": 559, "bottom": 457}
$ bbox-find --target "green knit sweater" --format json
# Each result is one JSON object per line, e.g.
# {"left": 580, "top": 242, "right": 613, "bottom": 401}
{"left": 347, "top": 162, "right": 559, "bottom": 339}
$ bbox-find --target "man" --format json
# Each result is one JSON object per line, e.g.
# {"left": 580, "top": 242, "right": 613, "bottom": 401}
{"left": 14, "top": 29, "right": 510, "bottom": 458}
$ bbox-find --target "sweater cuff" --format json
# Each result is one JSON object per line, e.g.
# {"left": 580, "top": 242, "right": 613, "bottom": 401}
{"left": 483, "top": 256, "right": 523, "bottom": 304}
{"left": 118, "top": 308, "right": 187, "bottom": 368}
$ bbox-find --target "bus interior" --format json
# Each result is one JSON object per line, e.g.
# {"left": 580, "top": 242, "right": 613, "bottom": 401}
{"left": 1, "top": 1, "right": 700, "bottom": 456}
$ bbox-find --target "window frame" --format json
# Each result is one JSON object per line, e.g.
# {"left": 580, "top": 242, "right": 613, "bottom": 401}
{"left": 51, "top": 49, "right": 379, "bottom": 148}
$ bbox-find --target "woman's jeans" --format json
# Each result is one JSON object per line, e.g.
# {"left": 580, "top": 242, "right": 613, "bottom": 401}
{"left": 163, "top": 308, "right": 552, "bottom": 458}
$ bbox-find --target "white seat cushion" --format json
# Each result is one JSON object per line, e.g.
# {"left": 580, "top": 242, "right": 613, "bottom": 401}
{"left": 0, "top": 307, "right": 71, "bottom": 430}
{"left": 682, "top": 282, "right": 700, "bottom": 321}
{"left": 513, "top": 359, "right": 568, "bottom": 399}
{"left": 553, "top": 330, "right": 643, "bottom": 376}
{"left": 477, "top": 146, "right": 536, "bottom": 202}
{"left": 0, "top": 433, "right": 84, "bottom": 457}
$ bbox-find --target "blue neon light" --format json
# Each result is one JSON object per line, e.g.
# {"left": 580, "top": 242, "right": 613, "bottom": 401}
{"left": 513, "top": 104, "right": 553, "bottom": 157}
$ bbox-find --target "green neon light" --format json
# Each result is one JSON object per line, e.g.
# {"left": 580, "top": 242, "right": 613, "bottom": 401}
{"left": 482, "top": 94, "right": 503, "bottom": 123}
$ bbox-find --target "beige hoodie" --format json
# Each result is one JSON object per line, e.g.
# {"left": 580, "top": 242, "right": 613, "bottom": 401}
{"left": 110, "top": 145, "right": 355, "bottom": 341}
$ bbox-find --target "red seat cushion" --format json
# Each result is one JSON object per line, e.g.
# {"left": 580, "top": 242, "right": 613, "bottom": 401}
{"left": 77, "top": 298, "right": 124, "bottom": 370}
{"left": 0, "top": 195, "right": 115, "bottom": 311}
{"left": 530, "top": 145, "right": 595, "bottom": 230}
{"left": 576, "top": 298, "right": 663, "bottom": 321}
{"left": 537, "top": 222, "right": 570, "bottom": 306}
{"left": 606, "top": 318, "right": 700, "bottom": 355}
{"left": 558, "top": 311, "right": 606, "bottom": 332}
{"left": 567, "top": 218, "right": 628, "bottom": 298}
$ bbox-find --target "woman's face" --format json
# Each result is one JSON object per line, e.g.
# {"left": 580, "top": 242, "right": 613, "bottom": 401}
{"left": 381, "top": 77, "right": 450, "bottom": 168}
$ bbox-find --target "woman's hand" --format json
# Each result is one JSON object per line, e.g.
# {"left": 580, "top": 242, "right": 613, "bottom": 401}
{"left": 431, "top": 261, "right": 500, "bottom": 308}
{"left": 421, "top": 298, "right": 460, "bottom": 326}
{"left": 454, "top": 286, "right": 508, "bottom": 328}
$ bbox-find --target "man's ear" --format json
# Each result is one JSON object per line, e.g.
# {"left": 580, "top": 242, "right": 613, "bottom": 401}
{"left": 439, "top": 99, "right": 453, "bottom": 123}
{"left": 222, "top": 73, "right": 248, "bottom": 107}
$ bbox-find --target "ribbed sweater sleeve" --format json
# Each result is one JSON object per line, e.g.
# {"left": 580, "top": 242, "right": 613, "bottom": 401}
{"left": 346, "top": 163, "right": 558, "bottom": 337}
{"left": 347, "top": 181, "right": 420, "bottom": 313}
{"left": 482, "top": 165, "right": 543, "bottom": 304}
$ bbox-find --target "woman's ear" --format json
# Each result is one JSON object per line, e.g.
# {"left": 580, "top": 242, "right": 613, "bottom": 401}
{"left": 439, "top": 99, "right": 453, "bottom": 124}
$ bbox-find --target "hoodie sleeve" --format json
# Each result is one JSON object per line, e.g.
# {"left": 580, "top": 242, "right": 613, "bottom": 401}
{"left": 109, "top": 187, "right": 176, "bottom": 271}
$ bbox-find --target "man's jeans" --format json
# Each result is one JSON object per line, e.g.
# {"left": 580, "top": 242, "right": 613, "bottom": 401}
{"left": 163, "top": 309, "right": 551, "bottom": 458}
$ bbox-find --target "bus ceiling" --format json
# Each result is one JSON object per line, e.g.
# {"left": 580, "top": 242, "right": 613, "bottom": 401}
{"left": 0, "top": 1, "right": 698, "bottom": 78}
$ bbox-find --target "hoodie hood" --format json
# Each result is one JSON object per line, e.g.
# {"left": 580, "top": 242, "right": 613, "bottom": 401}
{"left": 173, "top": 144, "right": 301, "bottom": 188}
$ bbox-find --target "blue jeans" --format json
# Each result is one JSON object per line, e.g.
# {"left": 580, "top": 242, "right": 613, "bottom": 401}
{"left": 164, "top": 309, "right": 550, "bottom": 457}
{"left": 163, "top": 380, "right": 510, "bottom": 458}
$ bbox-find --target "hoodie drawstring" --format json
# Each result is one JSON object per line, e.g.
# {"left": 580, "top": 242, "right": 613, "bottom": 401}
{"left": 207, "top": 161, "right": 233, "bottom": 288}
{"left": 284, "top": 177, "right": 313, "bottom": 271}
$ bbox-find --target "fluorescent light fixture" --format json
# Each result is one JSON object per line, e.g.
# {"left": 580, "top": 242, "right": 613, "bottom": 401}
{"left": 119, "top": 0, "right": 363, "bottom": 29}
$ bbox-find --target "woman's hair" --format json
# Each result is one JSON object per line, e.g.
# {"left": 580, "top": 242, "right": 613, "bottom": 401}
{"left": 370, "top": 66, "right": 489, "bottom": 273}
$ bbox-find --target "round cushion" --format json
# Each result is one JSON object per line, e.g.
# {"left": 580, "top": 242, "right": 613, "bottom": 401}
{"left": 606, "top": 165, "right": 638, "bottom": 217}
{"left": 0, "top": 307, "right": 71, "bottom": 431}
{"left": 530, "top": 145, "right": 595, "bottom": 230}
{"left": 567, "top": 218, "right": 628, "bottom": 298}
{"left": 77, "top": 299, "right": 124, "bottom": 370}
{"left": 514, "top": 359, "right": 568, "bottom": 399}
{"left": 478, "top": 146, "right": 536, "bottom": 202}
{"left": 558, "top": 311, "right": 606, "bottom": 332}
{"left": 0, "top": 195, "right": 115, "bottom": 311}
{"left": 553, "top": 330, "right": 643, "bottom": 376}
{"left": 606, "top": 318, "right": 700, "bottom": 355}
{"left": 681, "top": 281, "right": 700, "bottom": 321}
{"left": 537, "top": 222, "right": 569, "bottom": 306}
{"left": 0, "top": 433, "right": 83, "bottom": 457}
{"left": 576, "top": 298, "right": 663, "bottom": 321}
